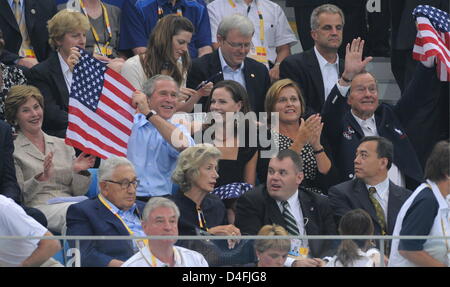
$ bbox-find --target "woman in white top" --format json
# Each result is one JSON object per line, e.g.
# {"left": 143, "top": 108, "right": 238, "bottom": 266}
{"left": 325, "top": 209, "right": 381, "bottom": 267}
{"left": 121, "top": 15, "right": 212, "bottom": 113}
{"left": 389, "top": 141, "right": 449, "bottom": 267}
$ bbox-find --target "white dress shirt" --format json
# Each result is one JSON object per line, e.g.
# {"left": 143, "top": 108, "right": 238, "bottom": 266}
{"left": 314, "top": 46, "right": 339, "bottom": 101}
{"left": 208, "top": 0, "right": 297, "bottom": 63}
{"left": 58, "top": 52, "right": 73, "bottom": 93}
{"left": 366, "top": 176, "right": 390, "bottom": 219}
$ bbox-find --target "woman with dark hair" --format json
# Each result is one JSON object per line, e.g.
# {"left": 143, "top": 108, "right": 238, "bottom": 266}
{"left": 257, "top": 78, "right": 335, "bottom": 195}
{"left": 121, "top": 14, "right": 212, "bottom": 112}
{"left": 198, "top": 80, "right": 258, "bottom": 223}
{"left": 325, "top": 209, "right": 381, "bottom": 267}
{"left": 389, "top": 141, "right": 450, "bottom": 267}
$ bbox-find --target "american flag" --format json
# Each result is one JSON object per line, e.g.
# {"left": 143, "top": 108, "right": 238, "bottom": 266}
{"left": 65, "top": 50, "right": 135, "bottom": 159}
{"left": 412, "top": 5, "right": 450, "bottom": 81}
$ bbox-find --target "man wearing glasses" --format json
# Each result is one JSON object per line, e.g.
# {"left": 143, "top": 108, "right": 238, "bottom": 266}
{"left": 187, "top": 14, "right": 270, "bottom": 114}
{"left": 66, "top": 156, "right": 146, "bottom": 267}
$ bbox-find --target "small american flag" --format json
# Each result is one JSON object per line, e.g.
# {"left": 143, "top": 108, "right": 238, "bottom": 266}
{"left": 412, "top": 5, "right": 450, "bottom": 81}
{"left": 65, "top": 50, "right": 135, "bottom": 159}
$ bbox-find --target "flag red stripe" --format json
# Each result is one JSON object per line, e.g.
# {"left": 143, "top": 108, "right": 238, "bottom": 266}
{"left": 416, "top": 35, "right": 450, "bottom": 62}
{"left": 95, "top": 106, "right": 132, "bottom": 136}
{"left": 106, "top": 68, "right": 136, "bottom": 92}
{"left": 99, "top": 94, "right": 134, "bottom": 124}
{"left": 103, "top": 79, "right": 134, "bottom": 111}
{"left": 67, "top": 122, "right": 126, "bottom": 157}
{"left": 65, "top": 137, "right": 110, "bottom": 159}
{"left": 68, "top": 105, "right": 128, "bottom": 148}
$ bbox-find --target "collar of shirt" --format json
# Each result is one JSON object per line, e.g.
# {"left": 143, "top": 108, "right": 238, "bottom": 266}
{"left": 101, "top": 194, "right": 137, "bottom": 217}
{"left": 351, "top": 110, "right": 377, "bottom": 135}
{"left": 218, "top": 48, "right": 245, "bottom": 73}
{"left": 158, "top": 0, "right": 183, "bottom": 9}
{"left": 314, "top": 46, "right": 339, "bottom": 69}
{"left": 142, "top": 245, "right": 182, "bottom": 267}
{"left": 366, "top": 176, "right": 390, "bottom": 204}
{"left": 8, "top": 0, "right": 23, "bottom": 10}
{"left": 57, "top": 52, "right": 73, "bottom": 89}
{"left": 276, "top": 190, "right": 300, "bottom": 215}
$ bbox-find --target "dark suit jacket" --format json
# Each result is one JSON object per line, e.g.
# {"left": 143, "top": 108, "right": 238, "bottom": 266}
{"left": 0, "top": 0, "right": 56, "bottom": 65}
{"left": 328, "top": 179, "right": 412, "bottom": 235}
{"left": 0, "top": 120, "right": 21, "bottom": 204}
{"left": 321, "top": 64, "right": 437, "bottom": 188}
{"left": 66, "top": 197, "right": 146, "bottom": 267}
{"left": 25, "top": 52, "right": 69, "bottom": 138}
{"left": 235, "top": 184, "right": 337, "bottom": 258}
{"left": 280, "top": 48, "right": 344, "bottom": 115}
{"left": 186, "top": 49, "right": 271, "bottom": 114}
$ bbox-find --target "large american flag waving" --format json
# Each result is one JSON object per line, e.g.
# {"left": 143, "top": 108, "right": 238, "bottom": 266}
{"left": 412, "top": 5, "right": 450, "bottom": 81}
{"left": 65, "top": 49, "right": 135, "bottom": 159}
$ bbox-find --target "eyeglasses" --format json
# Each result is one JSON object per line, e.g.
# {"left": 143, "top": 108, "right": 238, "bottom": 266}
{"left": 224, "top": 39, "right": 252, "bottom": 49}
{"left": 105, "top": 179, "right": 139, "bottom": 190}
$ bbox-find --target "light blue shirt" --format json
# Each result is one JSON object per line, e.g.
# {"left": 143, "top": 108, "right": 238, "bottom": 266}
{"left": 100, "top": 195, "right": 145, "bottom": 251}
{"left": 127, "top": 114, "right": 195, "bottom": 197}
{"left": 218, "top": 48, "right": 246, "bottom": 88}
{"left": 8, "top": 0, "right": 25, "bottom": 20}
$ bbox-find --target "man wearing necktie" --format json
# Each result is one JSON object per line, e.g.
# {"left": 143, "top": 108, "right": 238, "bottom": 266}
{"left": 235, "top": 149, "right": 337, "bottom": 267}
{"left": 329, "top": 136, "right": 412, "bottom": 253}
{"left": 0, "top": 0, "right": 56, "bottom": 67}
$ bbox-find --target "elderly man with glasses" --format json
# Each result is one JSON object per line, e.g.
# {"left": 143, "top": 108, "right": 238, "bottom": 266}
{"left": 186, "top": 13, "right": 270, "bottom": 114}
{"left": 66, "top": 156, "right": 146, "bottom": 267}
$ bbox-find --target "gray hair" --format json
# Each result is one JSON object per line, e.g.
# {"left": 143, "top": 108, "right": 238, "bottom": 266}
{"left": 143, "top": 197, "right": 180, "bottom": 222}
{"left": 310, "top": 4, "right": 345, "bottom": 30}
{"left": 142, "top": 74, "right": 179, "bottom": 98}
{"left": 98, "top": 156, "right": 135, "bottom": 183}
{"left": 217, "top": 14, "right": 254, "bottom": 39}
{"left": 171, "top": 144, "right": 221, "bottom": 192}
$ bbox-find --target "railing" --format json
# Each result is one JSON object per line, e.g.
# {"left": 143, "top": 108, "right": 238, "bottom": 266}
{"left": 1, "top": 235, "right": 448, "bottom": 267}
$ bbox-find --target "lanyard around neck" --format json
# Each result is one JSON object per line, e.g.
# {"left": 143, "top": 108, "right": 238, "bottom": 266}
{"left": 196, "top": 207, "right": 208, "bottom": 231}
{"left": 79, "top": 0, "right": 112, "bottom": 54}
{"left": 157, "top": 4, "right": 183, "bottom": 20}
{"left": 98, "top": 194, "right": 135, "bottom": 235}
{"left": 227, "top": 0, "right": 264, "bottom": 44}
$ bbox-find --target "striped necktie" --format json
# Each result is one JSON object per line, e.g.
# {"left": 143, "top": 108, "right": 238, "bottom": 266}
{"left": 13, "top": 0, "right": 32, "bottom": 57}
{"left": 281, "top": 201, "right": 300, "bottom": 236}
{"left": 368, "top": 187, "right": 387, "bottom": 235}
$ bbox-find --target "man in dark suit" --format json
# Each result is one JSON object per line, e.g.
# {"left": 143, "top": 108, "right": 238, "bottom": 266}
{"left": 66, "top": 157, "right": 146, "bottom": 267}
{"left": 328, "top": 136, "right": 412, "bottom": 236}
{"left": 322, "top": 38, "right": 437, "bottom": 190}
{"left": 235, "top": 149, "right": 337, "bottom": 266}
{"left": 0, "top": 120, "right": 47, "bottom": 226}
{"left": 25, "top": 51, "right": 69, "bottom": 138}
{"left": 186, "top": 14, "right": 270, "bottom": 114}
{"left": 0, "top": 0, "right": 56, "bottom": 67}
{"left": 280, "top": 4, "right": 344, "bottom": 116}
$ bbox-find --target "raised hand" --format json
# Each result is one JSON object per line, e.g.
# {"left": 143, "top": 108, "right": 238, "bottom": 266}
{"left": 131, "top": 90, "right": 150, "bottom": 115}
{"left": 68, "top": 47, "right": 81, "bottom": 72}
{"left": 307, "top": 114, "right": 324, "bottom": 150}
{"left": 35, "top": 152, "right": 54, "bottom": 182}
{"left": 343, "top": 37, "right": 373, "bottom": 81}
{"left": 197, "top": 81, "right": 213, "bottom": 98}
{"left": 72, "top": 152, "right": 96, "bottom": 173}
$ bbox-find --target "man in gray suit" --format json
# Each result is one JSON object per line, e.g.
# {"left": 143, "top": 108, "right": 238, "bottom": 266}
{"left": 328, "top": 136, "right": 412, "bottom": 236}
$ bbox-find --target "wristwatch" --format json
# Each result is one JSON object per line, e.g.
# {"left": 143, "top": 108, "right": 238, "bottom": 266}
{"left": 145, "top": 109, "right": 157, "bottom": 120}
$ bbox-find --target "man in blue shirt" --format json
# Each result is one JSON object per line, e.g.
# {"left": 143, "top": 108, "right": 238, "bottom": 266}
{"left": 119, "top": 0, "right": 212, "bottom": 58}
{"left": 66, "top": 156, "right": 146, "bottom": 267}
{"left": 127, "top": 74, "right": 195, "bottom": 200}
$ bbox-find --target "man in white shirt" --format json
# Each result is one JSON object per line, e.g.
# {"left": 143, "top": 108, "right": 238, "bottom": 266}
{"left": 122, "top": 197, "right": 208, "bottom": 267}
{"left": 0, "top": 195, "right": 61, "bottom": 267}
{"left": 235, "top": 149, "right": 337, "bottom": 267}
{"left": 280, "top": 4, "right": 344, "bottom": 115}
{"left": 328, "top": 136, "right": 412, "bottom": 240}
{"left": 207, "top": 0, "right": 297, "bottom": 81}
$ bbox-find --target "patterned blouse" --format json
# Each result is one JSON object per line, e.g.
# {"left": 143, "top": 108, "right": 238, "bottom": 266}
{"left": 0, "top": 62, "right": 27, "bottom": 120}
